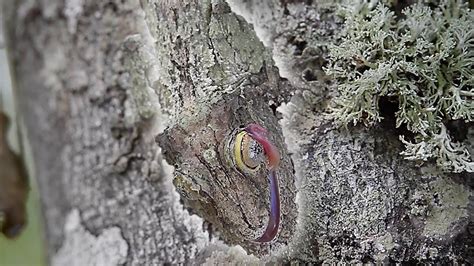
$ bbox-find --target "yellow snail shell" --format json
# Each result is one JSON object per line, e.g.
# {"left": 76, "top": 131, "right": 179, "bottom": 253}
{"left": 233, "top": 131, "right": 264, "bottom": 173}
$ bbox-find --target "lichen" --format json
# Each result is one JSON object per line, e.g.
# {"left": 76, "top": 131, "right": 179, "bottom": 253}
{"left": 373, "top": 233, "right": 395, "bottom": 261}
{"left": 326, "top": 0, "right": 474, "bottom": 172}
{"left": 422, "top": 177, "right": 470, "bottom": 237}
{"left": 206, "top": 6, "right": 267, "bottom": 90}
{"left": 52, "top": 209, "right": 128, "bottom": 266}
{"left": 202, "top": 245, "right": 260, "bottom": 265}
{"left": 123, "top": 33, "right": 161, "bottom": 120}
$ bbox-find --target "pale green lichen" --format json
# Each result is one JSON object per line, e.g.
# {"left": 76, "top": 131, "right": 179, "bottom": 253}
{"left": 123, "top": 34, "right": 160, "bottom": 119}
{"left": 202, "top": 147, "right": 218, "bottom": 164}
{"left": 422, "top": 177, "right": 470, "bottom": 237}
{"left": 326, "top": 1, "right": 474, "bottom": 172}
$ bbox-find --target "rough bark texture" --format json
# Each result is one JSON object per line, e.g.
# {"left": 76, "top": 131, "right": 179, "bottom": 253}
{"left": 3, "top": 0, "right": 473, "bottom": 264}
{"left": 4, "top": 0, "right": 210, "bottom": 264}
{"left": 144, "top": 0, "right": 297, "bottom": 255}
{"left": 228, "top": 1, "right": 473, "bottom": 263}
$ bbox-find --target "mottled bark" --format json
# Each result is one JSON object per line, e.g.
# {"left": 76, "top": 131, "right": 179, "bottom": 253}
{"left": 227, "top": 0, "right": 473, "bottom": 263}
{"left": 3, "top": 0, "right": 209, "bottom": 264}
{"left": 143, "top": 0, "right": 297, "bottom": 255}
{"left": 3, "top": 0, "right": 473, "bottom": 264}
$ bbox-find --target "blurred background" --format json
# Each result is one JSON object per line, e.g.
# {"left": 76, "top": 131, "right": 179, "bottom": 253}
{"left": 0, "top": 18, "right": 45, "bottom": 266}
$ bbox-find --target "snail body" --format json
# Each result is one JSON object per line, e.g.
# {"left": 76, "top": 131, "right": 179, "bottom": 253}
{"left": 230, "top": 123, "right": 281, "bottom": 243}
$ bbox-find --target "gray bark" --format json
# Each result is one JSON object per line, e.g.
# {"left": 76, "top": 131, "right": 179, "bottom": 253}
{"left": 3, "top": 0, "right": 473, "bottom": 264}
{"left": 4, "top": 0, "right": 209, "bottom": 264}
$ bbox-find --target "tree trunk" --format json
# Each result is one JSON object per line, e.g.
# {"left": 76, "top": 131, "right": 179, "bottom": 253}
{"left": 3, "top": 0, "right": 473, "bottom": 264}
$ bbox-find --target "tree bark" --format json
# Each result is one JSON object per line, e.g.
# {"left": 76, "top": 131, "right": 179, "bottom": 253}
{"left": 3, "top": 0, "right": 473, "bottom": 264}
{"left": 4, "top": 0, "right": 210, "bottom": 264}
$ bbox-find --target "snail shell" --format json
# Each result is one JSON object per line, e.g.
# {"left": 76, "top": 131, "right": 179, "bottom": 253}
{"left": 232, "top": 131, "right": 264, "bottom": 173}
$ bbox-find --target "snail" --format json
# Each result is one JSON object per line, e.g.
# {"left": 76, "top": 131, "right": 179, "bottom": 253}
{"left": 233, "top": 130, "right": 263, "bottom": 173}
{"left": 231, "top": 123, "right": 281, "bottom": 243}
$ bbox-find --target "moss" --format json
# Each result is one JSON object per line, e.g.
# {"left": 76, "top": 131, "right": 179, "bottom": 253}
{"left": 326, "top": 1, "right": 474, "bottom": 172}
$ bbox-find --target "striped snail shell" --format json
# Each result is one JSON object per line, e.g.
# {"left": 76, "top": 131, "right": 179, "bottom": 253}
{"left": 232, "top": 130, "right": 264, "bottom": 173}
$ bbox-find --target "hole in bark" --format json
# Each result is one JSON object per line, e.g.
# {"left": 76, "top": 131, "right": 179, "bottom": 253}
{"left": 269, "top": 102, "right": 278, "bottom": 116}
{"left": 288, "top": 36, "right": 308, "bottom": 56}
{"left": 293, "top": 40, "right": 307, "bottom": 56}
{"left": 302, "top": 68, "right": 317, "bottom": 81}
{"left": 433, "top": 193, "right": 440, "bottom": 206}
{"left": 361, "top": 255, "right": 375, "bottom": 263}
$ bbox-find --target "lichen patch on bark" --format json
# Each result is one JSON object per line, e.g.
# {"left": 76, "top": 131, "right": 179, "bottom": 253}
{"left": 52, "top": 209, "right": 128, "bottom": 266}
{"left": 422, "top": 177, "right": 471, "bottom": 237}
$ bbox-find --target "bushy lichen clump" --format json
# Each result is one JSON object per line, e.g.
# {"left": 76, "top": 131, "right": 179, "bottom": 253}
{"left": 326, "top": 1, "right": 474, "bottom": 172}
